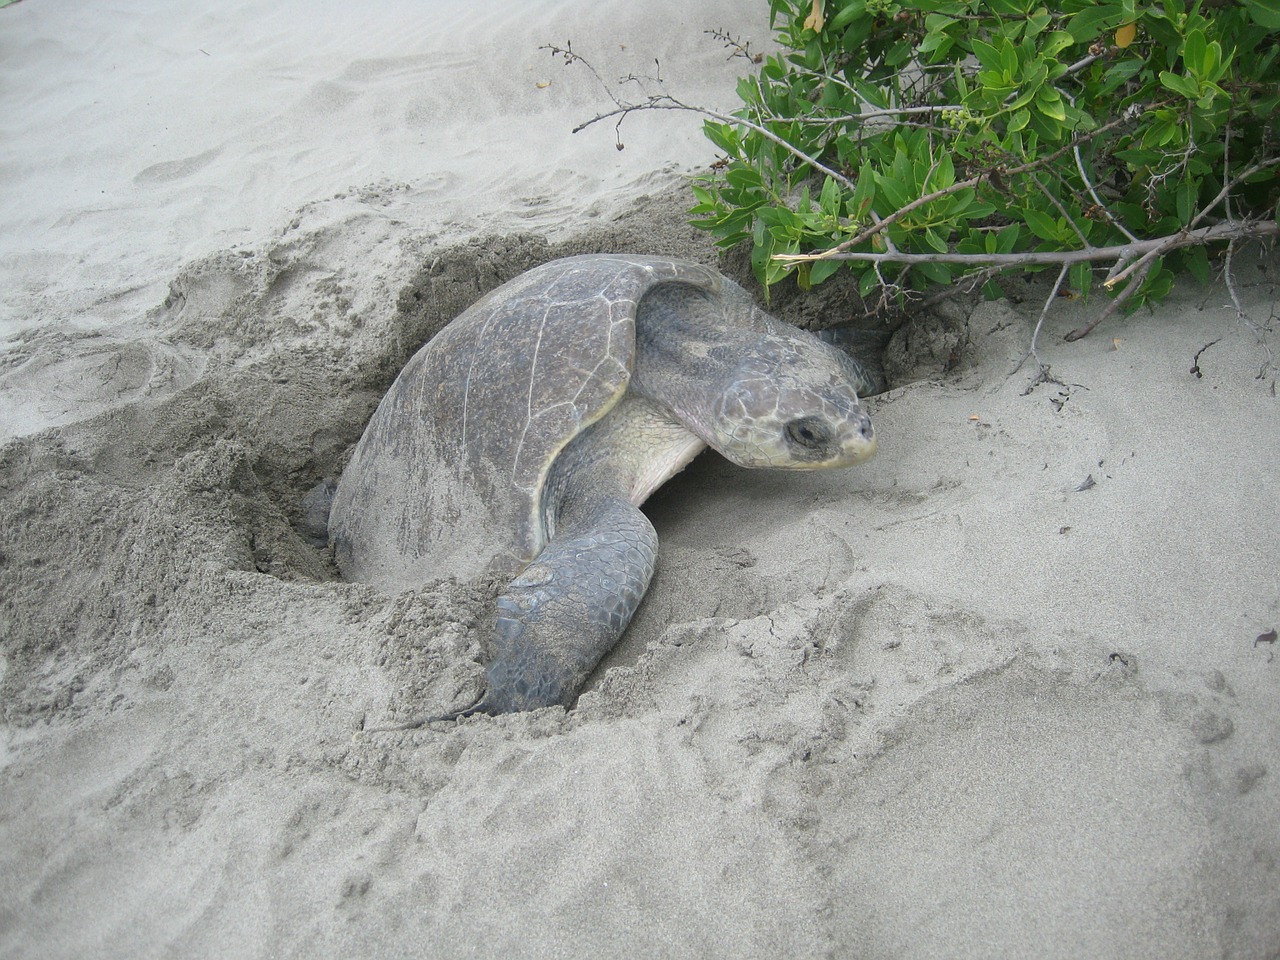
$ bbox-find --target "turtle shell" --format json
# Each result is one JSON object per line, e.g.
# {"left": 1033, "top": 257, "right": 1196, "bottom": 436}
{"left": 329, "top": 254, "right": 727, "bottom": 594}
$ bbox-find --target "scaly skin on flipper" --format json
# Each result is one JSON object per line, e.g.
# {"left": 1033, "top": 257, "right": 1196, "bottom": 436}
{"left": 469, "top": 393, "right": 702, "bottom": 713}
{"left": 484, "top": 495, "right": 657, "bottom": 712}
{"left": 330, "top": 255, "right": 877, "bottom": 719}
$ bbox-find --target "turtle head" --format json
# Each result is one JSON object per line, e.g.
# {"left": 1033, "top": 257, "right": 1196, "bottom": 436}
{"left": 706, "top": 330, "right": 877, "bottom": 469}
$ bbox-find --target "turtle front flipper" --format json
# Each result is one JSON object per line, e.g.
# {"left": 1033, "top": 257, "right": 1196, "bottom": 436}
{"left": 470, "top": 496, "right": 657, "bottom": 714}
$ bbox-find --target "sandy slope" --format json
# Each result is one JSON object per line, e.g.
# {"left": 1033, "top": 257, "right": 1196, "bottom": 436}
{"left": 2, "top": 2, "right": 1279, "bottom": 959}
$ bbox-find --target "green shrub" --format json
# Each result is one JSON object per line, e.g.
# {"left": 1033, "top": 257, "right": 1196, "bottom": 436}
{"left": 690, "top": 0, "right": 1280, "bottom": 330}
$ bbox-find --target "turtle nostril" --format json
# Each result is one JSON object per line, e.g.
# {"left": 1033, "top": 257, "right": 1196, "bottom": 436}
{"left": 785, "top": 416, "right": 830, "bottom": 450}
{"left": 858, "top": 413, "right": 874, "bottom": 440}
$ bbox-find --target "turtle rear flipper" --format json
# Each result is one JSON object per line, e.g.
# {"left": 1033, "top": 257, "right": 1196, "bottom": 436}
{"left": 480, "top": 495, "right": 657, "bottom": 714}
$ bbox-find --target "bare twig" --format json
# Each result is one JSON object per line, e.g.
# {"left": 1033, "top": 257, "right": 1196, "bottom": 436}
{"left": 1190, "top": 155, "right": 1280, "bottom": 231}
{"left": 916, "top": 265, "right": 1004, "bottom": 310}
{"left": 1018, "top": 263, "right": 1070, "bottom": 392}
{"left": 1101, "top": 157, "right": 1280, "bottom": 295}
{"left": 1029, "top": 172, "right": 1091, "bottom": 248}
{"left": 726, "top": 107, "right": 965, "bottom": 127}
{"left": 1074, "top": 144, "right": 1138, "bottom": 243}
{"left": 1064, "top": 258, "right": 1154, "bottom": 341}
{"left": 1062, "top": 86, "right": 1140, "bottom": 245}
{"left": 1064, "top": 51, "right": 1105, "bottom": 77}
{"left": 774, "top": 219, "right": 1280, "bottom": 267}
{"left": 1223, "top": 239, "right": 1277, "bottom": 381}
{"left": 547, "top": 42, "right": 914, "bottom": 256}
{"left": 706, "top": 28, "right": 769, "bottom": 67}
{"left": 546, "top": 43, "right": 862, "bottom": 195}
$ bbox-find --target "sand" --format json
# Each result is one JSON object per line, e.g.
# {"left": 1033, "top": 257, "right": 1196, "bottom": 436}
{"left": 2, "top": 2, "right": 1278, "bottom": 958}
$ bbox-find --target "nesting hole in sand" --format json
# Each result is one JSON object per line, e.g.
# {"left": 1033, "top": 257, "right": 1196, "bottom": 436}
{"left": 155, "top": 223, "right": 974, "bottom": 597}
{"left": 1, "top": 181, "right": 999, "bottom": 734}
{"left": 324, "top": 231, "right": 978, "bottom": 708}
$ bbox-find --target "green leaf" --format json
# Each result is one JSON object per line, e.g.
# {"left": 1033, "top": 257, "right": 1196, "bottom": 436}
{"left": 858, "top": 267, "right": 880, "bottom": 299}
{"left": 1008, "top": 85, "right": 1038, "bottom": 112}
{"left": 963, "top": 198, "right": 997, "bottom": 221}
{"left": 750, "top": 220, "right": 774, "bottom": 285}
{"left": 919, "top": 14, "right": 959, "bottom": 57}
{"left": 819, "top": 176, "right": 841, "bottom": 217}
{"left": 1113, "top": 146, "right": 1159, "bottom": 168}
{"left": 1024, "top": 208, "right": 1060, "bottom": 241}
{"left": 1026, "top": 12, "right": 1052, "bottom": 37}
{"left": 1041, "top": 30, "right": 1077, "bottom": 59}
{"left": 850, "top": 172, "right": 877, "bottom": 221}
{"left": 996, "top": 225, "right": 1021, "bottom": 254}
{"left": 1175, "top": 177, "right": 1198, "bottom": 225}
{"left": 725, "top": 166, "right": 764, "bottom": 192}
{"left": 999, "top": 38, "right": 1019, "bottom": 78}
{"left": 1242, "top": 0, "right": 1280, "bottom": 28}
{"left": 922, "top": 228, "right": 949, "bottom": 253}
{"left": 976, "top": 71, "right": 1017, "bottom": 98}
{"left": 971, "top": 39, "right": 1004, "bottom": 74}
{"left": 704, "top": 122, "right": 742, "bottom": 156}
{"left": 795, "top": 262, "right": 812, "bottom": 291}
{"left": 932, "top": 151, "right": 956, "bottom": 190}
{"left": 1141, "top": 110, "right": 1183, "bottom": 148}
{"left": 1022, "top": 60, "right": 1049, "bottom": 93}
{"left": 1099, "top": 57, "right": 1144, "bottom": 95}
{"left": 1037, "top": 88, "right": 1067, "bottom": 122}
{"left": 1183, "top": 29, "right": 1208, "bottom": 80}
{"left": 1159, "top": 71, "right": 1200, "bottom": 99}
{"left": 1182, "top": 246, "right": 1211, "bottom": 284}
{"left": 916, "top": 260, "right": 953, "bottom": 285}
{"left": 874, "top": 169, "right": 912, "bottom": 211}
{"left": 1070, "top": 261, "right": 1093, "bottom": 300}
{"left": 764, "top": 257, "right": 795, "bottom": 289}
{"left": 810, "top": 257, "right": 844, "bottom": 285}
{"left": 1138, "top": 260, "right": 1174, "bottom": 303}
{"left": 829, "top": 0, "right": 868, "bottom": 33}
{"left": 758, "top": 204, "right": 805, "bottom": 237}
{"left": 1066, "top": 4, "right": 1124, "bottom": 42}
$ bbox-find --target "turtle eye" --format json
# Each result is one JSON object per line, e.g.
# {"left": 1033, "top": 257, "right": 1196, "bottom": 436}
{"left": 785, "top": 416, "right": 830, "bottom": 450}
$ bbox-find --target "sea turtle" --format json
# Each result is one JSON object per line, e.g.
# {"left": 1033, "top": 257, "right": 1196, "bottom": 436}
{"left": 329, "top": 254, "right": 877, "bottom": 717}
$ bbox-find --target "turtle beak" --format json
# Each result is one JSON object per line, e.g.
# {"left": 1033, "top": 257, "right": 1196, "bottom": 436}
{"left": 844, "top": 410, "right": 877, "bottom": 464}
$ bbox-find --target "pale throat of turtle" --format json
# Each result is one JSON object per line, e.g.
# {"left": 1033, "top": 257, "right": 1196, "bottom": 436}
{"left": 539, "top": 395, "right": 705, "bottom": 541}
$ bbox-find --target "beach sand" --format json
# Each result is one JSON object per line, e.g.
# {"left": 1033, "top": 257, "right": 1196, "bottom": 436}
{"left": 2, "top": 3, "right": 1278, "bottom": 958}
